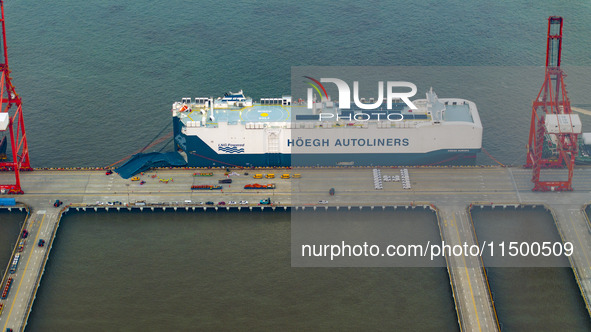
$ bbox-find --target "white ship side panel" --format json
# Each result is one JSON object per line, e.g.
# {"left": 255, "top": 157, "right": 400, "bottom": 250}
{"left": 184, "top": 122, "right": 482, "bottom": 155}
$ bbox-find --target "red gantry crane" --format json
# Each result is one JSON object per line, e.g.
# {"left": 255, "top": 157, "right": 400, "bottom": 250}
{"left": 0, "top": 0, "right": 31, "bottom": 194}
{"left": 525, "top": 16, "right": 581, "bottom": 191}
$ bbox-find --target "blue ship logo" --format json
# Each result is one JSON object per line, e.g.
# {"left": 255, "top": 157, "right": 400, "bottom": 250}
{"left": 218, "top": 146, "right": 245, "bottom": 154}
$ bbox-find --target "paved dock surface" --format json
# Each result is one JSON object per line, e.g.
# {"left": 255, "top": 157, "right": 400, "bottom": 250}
{"left": 438, "top": 206, "right": 498, "bottom": 332}
{"left": 1, "top": 208, "right": 59, "bottom": 332}
{"left": 550, "top": 204, "right": 591, "bottom": 315}
{"left": 1, "top": 166, "right": 591, "bottom": 331}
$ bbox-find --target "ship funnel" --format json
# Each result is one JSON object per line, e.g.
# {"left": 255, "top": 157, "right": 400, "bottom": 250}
{"left": 427, "top": 88, "right": 445, "bottom": 122}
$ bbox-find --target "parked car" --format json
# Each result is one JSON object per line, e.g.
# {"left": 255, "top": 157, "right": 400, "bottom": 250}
{"left": 318, "top": 200, "right": 329, "bottom": 204}
{"left": 239, "top": 200, "right": 248, "bottom": 205}
{"left": 218, "top": 201, "right": 226, "bottom": 206}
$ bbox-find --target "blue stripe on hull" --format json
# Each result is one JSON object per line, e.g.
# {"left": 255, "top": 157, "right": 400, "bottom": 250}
{"left": 185, "top": 150, "right": 477, "bottom": 167}
{"left": 174, "top": 118, "right": 479, "bottom": 167}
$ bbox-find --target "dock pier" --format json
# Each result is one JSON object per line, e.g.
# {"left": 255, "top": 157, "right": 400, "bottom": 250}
{"left": 549, "top": 204, "right": 591, "bottom": 317}
{"left": 1, "top": 166, "right": 591, "bottom": 331}
{"left": 437, "top": 206, "right": 499, "bottom": 331}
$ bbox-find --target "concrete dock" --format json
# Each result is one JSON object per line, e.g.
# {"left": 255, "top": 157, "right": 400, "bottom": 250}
{"left": 0, "top": 208, "right": 60, "bottom": 332}
{"left": 438, "top": 206, "right": 498, "bottom": 332}
{"left": 1, "top": 166, "right": 591, "bottom": 331}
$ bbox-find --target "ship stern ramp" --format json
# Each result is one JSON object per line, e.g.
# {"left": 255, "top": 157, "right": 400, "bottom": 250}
{"left": 115, "top": 152, "right": 187, "bottom": 179}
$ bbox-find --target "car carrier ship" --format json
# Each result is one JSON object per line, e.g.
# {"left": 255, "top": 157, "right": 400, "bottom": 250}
{"left": 172, "top": 89, "right": 482, "bottom": 167}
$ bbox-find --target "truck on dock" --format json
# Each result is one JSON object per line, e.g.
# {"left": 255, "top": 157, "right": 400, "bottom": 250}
{"left": 191, "top": 185, "right": 223, "bottom": 190}
{"left": 259, "top": 198, "right": 272, "bottom": 205}
{"left": 0, "top": 198, "right": 15, "bottom": 206}
{"left": 244, "top": 184, "right": 276, "bottom": 190}
{"left": 193, "top": 172, "right": 213, "bottom": 177}
{"left": 9, "top": 254, "right": 20, "bottom": 274}
{"left": 1, "top": 277, "right": 13, "bottom": 299}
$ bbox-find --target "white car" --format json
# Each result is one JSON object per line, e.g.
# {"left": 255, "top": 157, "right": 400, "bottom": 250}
{"left": 318, "top": 200, "right": 329, "bottom": 204}
{"left": 228, "top": 201, "right": 237, "bottom": 205}
{"left": 239, "top": 200, "right": 248, "bottom": 205}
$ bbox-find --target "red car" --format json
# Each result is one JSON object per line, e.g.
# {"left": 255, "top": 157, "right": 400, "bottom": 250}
{"left": 217, "top": 201, "right": 226, "bottom": 206}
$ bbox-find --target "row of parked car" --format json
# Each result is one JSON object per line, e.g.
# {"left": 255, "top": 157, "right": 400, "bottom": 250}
{"left": 201, "top": 200, "right": 248, "bottom": 206}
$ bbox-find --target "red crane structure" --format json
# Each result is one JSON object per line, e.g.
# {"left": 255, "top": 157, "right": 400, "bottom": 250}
{"left": 525, "top": 16, "right": 581, "bottom": 191}
{"left": 0, "top": 0, "right": 31, "bottom": 194}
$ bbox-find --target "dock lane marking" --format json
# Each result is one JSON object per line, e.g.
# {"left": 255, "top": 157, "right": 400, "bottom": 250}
{"left": 43, "top": 219, "right": 52, "bottom": 234}
{"left": 452, "top": 213, "right": 483, "bottom": 332}
{"left": 3, "top": 213, "right": 46, "bottom": 331}
{"left": 507, "top": 168, "right": 522, "bottom": 203}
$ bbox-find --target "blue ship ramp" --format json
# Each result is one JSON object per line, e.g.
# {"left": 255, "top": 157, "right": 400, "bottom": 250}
{"left": 115, "top": 152, "right": 187, "bottom": 179}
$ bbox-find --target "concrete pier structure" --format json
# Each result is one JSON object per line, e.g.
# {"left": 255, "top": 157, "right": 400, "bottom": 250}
{"left": 0, "top": 166, "right": 590, "bottom": 331}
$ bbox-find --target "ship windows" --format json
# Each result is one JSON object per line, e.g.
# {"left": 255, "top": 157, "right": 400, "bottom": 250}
{"left": 260, "top": 98, "right": 283, "bottom": 105}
